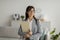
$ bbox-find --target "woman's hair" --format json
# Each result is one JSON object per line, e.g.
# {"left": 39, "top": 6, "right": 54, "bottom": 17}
{"left": 25, "top": 6, "right": 37, "bottom": 24}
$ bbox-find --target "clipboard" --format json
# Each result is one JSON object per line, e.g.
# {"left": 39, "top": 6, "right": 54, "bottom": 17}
{"left": 20, "top": 21, "right": 30, "bottom": 32}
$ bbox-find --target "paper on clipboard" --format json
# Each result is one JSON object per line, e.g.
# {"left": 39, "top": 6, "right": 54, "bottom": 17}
{"left": 20, "top": 21, "right": 30, "bottom": 32}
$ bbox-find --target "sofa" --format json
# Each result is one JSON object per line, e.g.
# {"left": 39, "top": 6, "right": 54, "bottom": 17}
{"left": 0, "top": 21, "right": 50, "bottom": 40}
{"left": 0, "top": 26, "right": 20, "bottom": 38}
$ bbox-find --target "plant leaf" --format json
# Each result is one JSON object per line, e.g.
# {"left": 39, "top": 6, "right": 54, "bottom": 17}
{"left": 50, "top": 28, "right": 56, "bottom": 34}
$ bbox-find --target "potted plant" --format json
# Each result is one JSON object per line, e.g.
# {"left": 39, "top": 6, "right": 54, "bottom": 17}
{"left": 50, "top": 28, "right": 60, "bottom": 40}
{"left": 21, "top": 15, "right": 24, "bottom": 21}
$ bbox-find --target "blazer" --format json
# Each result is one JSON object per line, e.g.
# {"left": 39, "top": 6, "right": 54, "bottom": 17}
{"left": 18, "top": 19, "right": 43, "bottom": 40}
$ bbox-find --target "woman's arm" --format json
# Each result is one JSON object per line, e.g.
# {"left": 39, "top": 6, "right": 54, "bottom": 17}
{"left": 18, "top": 25, "right": 26, "bottom": 36}
{"left": 18, "top": 25, "right": 31, "bottom": 38}
{"left": 30, "top": 20, "right": 43, "bottom": 39}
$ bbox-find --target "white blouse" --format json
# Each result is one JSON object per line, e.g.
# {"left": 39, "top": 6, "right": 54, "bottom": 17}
{"left": 27, "top": 19, "right": 33, "bottom": 31}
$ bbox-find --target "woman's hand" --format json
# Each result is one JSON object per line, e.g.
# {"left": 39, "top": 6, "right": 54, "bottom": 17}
{"left": 28, "top": 31, "right": 32, "bottom": 36}
{"left": 24, "top": 30, "right": 32, "bottom": 38}
{"left": 24, "top": 34, "right": 30, "bottom": 38}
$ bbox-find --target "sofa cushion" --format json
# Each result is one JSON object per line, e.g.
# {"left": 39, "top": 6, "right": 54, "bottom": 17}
{"left": 0, "top": 26, "right": 20, "bottom": 38}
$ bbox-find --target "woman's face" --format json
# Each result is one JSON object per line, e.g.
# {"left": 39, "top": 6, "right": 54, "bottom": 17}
{"left": 28, "top": 8, "right": 35, "bottom": 18}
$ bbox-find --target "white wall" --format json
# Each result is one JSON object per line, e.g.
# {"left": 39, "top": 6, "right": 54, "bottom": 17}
{"left": 0, "top": 0, "right": 60, "bottom": 39}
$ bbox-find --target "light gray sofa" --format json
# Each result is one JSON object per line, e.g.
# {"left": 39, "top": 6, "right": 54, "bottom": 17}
{"left": 0, "top": 21, "right": 50, "bottom": 40}
{"left": 0, "top": 26, "right": 20, "bottom": 38}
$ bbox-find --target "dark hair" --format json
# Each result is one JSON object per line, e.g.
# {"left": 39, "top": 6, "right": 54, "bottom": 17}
{"left": 25, "top": 6, "right": 37, "bottom": 24}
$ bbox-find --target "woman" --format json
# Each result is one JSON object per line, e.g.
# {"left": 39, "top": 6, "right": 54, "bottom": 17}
{"left": 18, "top": 6, "right": 43, "bottom": 40}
